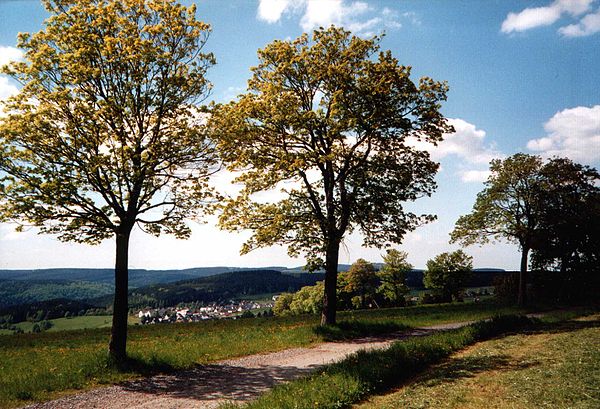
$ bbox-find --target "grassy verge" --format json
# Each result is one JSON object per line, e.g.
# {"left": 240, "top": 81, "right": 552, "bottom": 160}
{"left": 222, "top": 315, "right": 538, "bottom": 409}
{"left": 0, "top": 301, "right": 520, "bottom": 408}
{"left": 357, "top": 313, "right": 599, "bottom": 409}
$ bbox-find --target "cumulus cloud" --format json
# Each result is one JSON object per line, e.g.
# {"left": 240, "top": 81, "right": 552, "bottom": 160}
{"left": 407, "top": 118, "right": 503, "bottom": 183}
{"left": 0, "top": 76, "right": 18, "bottom": 101}
{"left": 501, "top": 0, "right": 596, "bottom": 35}
{"left": 0, "top": 46, "right": 23, "bottom": 105}
{"left": 559, "top": 8, "right": 600, "bottom": 36}
{"left": 460, "top": 169, "right": 492, "bottom": 183}
{"left": 0, "top": 46, "right": 23, "bottom": 67}
{"left": 430, "top": 118, "right": 503, "bottom": 165}
{"left": 256, "top": 0, "right": 411, "bottom": 36}
{"left": 527, "top": 105, "right": 600, "bottom": 164}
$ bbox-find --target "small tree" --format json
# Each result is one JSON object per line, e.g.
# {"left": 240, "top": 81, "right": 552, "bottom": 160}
{"left": 344, "top": 259, "right": 378, "bottom": 309}
{"left": 377, "top": 249, "right": 411, "bottom": 305}
{"left": 450, "top": 154, "right": 543, "bottom": 306}
{"left": 423, "top": 250, "right": 473, "bottom": 302}
{"left": 0, "top": 0, "right": 216, "bottom": 362}
{"left": 272, "top": 293, "right": 294, "bottom": 317}
{"left": 211, "top": 26, "right": 452, "bottom": 325}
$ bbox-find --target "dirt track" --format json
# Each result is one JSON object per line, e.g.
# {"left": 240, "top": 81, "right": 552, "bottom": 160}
{"left": 22, "top": 321, "right": 472, "bottom": 409}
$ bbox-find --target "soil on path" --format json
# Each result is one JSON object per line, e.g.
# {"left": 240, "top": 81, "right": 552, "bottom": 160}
{"left": 21, "top": 321, "right": 476, "bottom": 409}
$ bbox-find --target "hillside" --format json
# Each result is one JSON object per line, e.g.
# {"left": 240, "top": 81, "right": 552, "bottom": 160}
{"left": 0, "top": 279, "right": 114, "bottom": 309}
{"left": 105, "top": 269, "right": 326, "bottom": 310}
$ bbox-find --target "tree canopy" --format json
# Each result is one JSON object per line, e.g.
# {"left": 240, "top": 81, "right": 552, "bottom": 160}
{"left": 0, "top": 0, "right": 216, "bottom": 361}
{"left": 377, "top": 249, "right": 411, "bottom": 305}
{"left": 210, "top": 26, "right": 452, "bottom": 324}
{"left": 450, "top": 153, "right": 543, "bottom": 306}
{"left": 423, "top": 250, "right": 473, "bottom": 302}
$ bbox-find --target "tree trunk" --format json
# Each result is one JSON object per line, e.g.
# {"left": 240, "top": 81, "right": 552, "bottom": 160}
{"left": 321, "top": 238, "right": 340, "bottom": 326}
{"left": 517, "top": 245, "right": 529, "bottom": 307}
{"left": 108, "top": 229, "right": 131, "bottom": 363}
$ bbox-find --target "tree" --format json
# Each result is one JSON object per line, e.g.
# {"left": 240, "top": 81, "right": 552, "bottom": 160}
{"left": 450, "top": 153, "right": 543, "bottom": 306}
{"left": 423, "top": 250, "right": 473, "bottom": 302}
{"left": 530, "top": 158, "right": 600, "bottom": 302}
{"left": 377, "top": 249, "right": 411, "bottom": 305}
{"left": 344, "top": 258, "right": 378, "bottom": 309}
{"left": 0, "top": 0, "right": 216, "bottom": 362}
{"left": 272, "top": 293, "right": 294, "bottom": 317}
{"left": 210, "top": 26, "right": 452, "bottom": 325}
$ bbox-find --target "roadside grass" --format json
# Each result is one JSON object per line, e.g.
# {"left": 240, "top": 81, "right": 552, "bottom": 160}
{"left": 356, "top": 313, "right": 600, "bottom": 409}
{"left": 221, "top": 314, "right": 539, "bottom": 409}
{"left": 0, "top": 301, "right": 521, "bottom": 408}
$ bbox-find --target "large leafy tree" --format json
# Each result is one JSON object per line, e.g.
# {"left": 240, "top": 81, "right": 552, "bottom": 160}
{"left": 530, "top": 158, "right": 600, "bottom": 302}
{"left": 210, "top": 27, "right": 452, "bottom": 325}
{"left": 450, "top": 153, "right": 543, "bottom": 306}
{"left": 0, "top": 0, "right": 216, "bottom": 362}
{"left": 423, "top": 250, "right": 473, "bottom": 302}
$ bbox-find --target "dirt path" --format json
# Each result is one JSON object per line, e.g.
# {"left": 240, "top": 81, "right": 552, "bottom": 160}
{"left": 20, "top": 321, "right": 480, "bottom": 409}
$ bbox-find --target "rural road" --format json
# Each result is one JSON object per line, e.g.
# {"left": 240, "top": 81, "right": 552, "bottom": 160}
{"left": 20, "top": 321, "right": 485, "bottom": 409}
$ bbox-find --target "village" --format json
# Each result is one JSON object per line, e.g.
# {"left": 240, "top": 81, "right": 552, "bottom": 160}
{"left": 137, "top": 299, "right": 275, "bottom": 324}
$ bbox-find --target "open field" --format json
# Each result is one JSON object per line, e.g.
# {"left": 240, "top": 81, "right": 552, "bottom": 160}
{"left": 355, "top": 313, "right": 600, "bottom": 409}
{"left": 0, "top": 315, "right": 139, "bottom": 335}
{"left": 0, "top": 301, "right": 522, "bottom": 408}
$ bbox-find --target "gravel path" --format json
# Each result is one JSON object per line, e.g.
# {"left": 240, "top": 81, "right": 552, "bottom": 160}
{"left": 21, "top": 321, "right": 475, "bottom": 409}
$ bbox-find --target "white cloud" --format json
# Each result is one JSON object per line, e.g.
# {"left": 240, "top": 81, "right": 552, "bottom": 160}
{"left": 559, "top": 8, "right": 600, "bottom": 36}
{"left": 460, "top": 169, "right": 492, "bottom": 183}
{"left": 407, "top": 118, "right": 503, "bottom": 184}
{"left": 257, "top": 0, "right": 295, "bottom": 24}
{"left": 501, "top": 0, "right": 593, "bottom": 34}
{"left": 527, "top": 105, "right": 600, "bottom": 164}
{"left": 432, "top": 118, "right": 503, "bottom": 165}
{"left": 0, "top": 46, "right": 23, "bottom": 67}
{"left": 256, "top": 0, "right": 409, "bottom": 36}
{"left": 0, "top": 76, "right": 18, "bottom": 101}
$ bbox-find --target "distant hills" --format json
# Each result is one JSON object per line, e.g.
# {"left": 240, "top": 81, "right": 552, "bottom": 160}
{"left": 0, "top": 266, "right": 510, "bottom": 314}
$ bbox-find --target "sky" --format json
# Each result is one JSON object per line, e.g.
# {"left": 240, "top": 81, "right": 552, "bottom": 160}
{"left": 0, "top": 0, "right": 599, "bottom": 271}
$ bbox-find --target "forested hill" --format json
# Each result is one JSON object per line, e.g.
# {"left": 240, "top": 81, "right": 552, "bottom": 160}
{"left": 0, "top": 266, "right": 287, "bottom": 287}
{"left": 91, "top": 269, "right": 326, "bottom": 310}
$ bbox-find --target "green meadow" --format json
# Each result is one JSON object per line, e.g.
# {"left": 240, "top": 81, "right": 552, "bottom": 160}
{"left": 0, "top": 301, "right": 521, "bottom": 408}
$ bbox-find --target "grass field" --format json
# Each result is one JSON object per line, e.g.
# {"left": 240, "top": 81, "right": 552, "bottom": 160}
{"left": 0, "top": 315, "right": 139, "bottom": 335}
{"left": 356, "top": 313, "right": 600, "bottom": 409}
{"left": 0, "top": 301, "right": 522, "bottom": 408}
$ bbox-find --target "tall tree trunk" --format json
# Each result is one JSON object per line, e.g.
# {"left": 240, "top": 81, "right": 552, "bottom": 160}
{"left": 321, "top": 238, "right": 340, "bottom": 326}
{"left": 518, "top": 245, "right": 529, "bottom": 307}
{"left": 109, "top": 229, "right": 131, "bottom": 363}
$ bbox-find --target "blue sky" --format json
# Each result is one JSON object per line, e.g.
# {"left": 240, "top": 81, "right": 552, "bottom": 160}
{"left": 0, "top": 0, "right": 599, "bottom": 270}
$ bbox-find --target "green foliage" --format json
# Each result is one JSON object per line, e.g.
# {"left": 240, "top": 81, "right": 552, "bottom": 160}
{"left": 343, "top": 259, "right": 379, "bottom": 309}
{"left": 210, "top": 26, "right": 452, "bottom": 324}
{"left": 272, "top": 293, "right": 295, "bottom": 317}
{"left": 377, "top": 249, "right": 411, "bottom": 305}
{"left": 0, "top": 0, "right": 217, "bottom": 360}
{"left": 530, "top": 158, "right": 600, "bottom": 303}
{"left": 450, "top": 153, "right": 544, "bottom": 249}
{"left": 423, "top": 250, "right": 473, "bottom": 302}
{"left": 0, "top": 0, "right": 217, "bottom": 242}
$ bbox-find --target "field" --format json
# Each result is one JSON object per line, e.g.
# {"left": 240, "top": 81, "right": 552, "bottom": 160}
{"left": 0, "top": 315, "right": 140, "bottom": 335}
{"left": 356, "top": 313, "right": 600, "bottom": 409}
{"left": 0, "top": 301, "right": 522, "bottom": 408}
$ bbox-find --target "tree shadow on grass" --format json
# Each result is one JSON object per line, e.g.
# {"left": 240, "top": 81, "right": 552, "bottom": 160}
{"left": 313, "top": 320, "right": 409, "bottom": 341}
{"left": 412, "top": 354, "right": 540, "bottom": 389}
{"left": 120, "top": 363, "right": 321, "bottom": 402}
